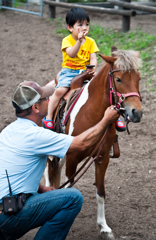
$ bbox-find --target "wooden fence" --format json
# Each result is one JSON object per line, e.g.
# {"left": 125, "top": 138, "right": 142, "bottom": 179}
{"left": 44, "top": 0, "right": 156, "bottom": 32}
{"left": 109, "top": 0, "right": 156, "bottom": 14}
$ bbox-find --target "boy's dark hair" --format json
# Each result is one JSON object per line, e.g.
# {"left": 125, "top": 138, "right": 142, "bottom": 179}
{"left": 66, "top": 8, "right": 90, "bottom": 27}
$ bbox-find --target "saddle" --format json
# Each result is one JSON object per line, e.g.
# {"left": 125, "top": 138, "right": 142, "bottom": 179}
{"left": 53, "top": 69, "right": 93, "bottom": 133}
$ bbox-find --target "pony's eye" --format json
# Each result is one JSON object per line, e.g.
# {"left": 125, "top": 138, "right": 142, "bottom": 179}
{"left": 116, "top": 77, "right": 122, "bottom": 83}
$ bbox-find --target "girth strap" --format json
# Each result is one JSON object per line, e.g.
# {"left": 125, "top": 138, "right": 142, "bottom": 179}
{"left": 110, "top": 134, "right": 120, "bottom": 158}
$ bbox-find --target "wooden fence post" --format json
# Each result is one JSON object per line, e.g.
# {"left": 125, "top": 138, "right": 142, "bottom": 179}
{"left": 49, "top": 5, "right": 55, "bottom": 18}
{"left": 122, "top": 0, "right": 131, "bottom": 32}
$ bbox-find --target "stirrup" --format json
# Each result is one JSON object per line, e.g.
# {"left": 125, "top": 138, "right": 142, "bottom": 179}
{"left": 115, "top": 119, "right": 126, "bottom": 132}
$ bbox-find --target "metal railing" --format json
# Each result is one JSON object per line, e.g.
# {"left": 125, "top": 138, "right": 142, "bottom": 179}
{"left": 0, "top": 0, "right": 43, "bottom": 16}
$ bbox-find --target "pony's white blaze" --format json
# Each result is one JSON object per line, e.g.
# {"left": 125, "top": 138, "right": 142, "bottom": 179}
{"left": 96, "top": 193, "right": 112, "bottom": 233}
{"left": 44, "top": 162, "right": 50, "bottom": 187}
{"left": 68, "top": 83, "right": 90, "bottom": 136}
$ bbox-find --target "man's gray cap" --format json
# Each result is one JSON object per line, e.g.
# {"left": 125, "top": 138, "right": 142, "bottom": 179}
{"left": 12, "top": 81, "right": 53, "bottom": 110}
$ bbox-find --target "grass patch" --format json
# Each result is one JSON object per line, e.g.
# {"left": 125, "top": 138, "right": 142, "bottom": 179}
{"left": 149, "top": 88, "right": 156, "bottom": 91}
{"left": 13, "top": 1, "right": 26, "bottom": 8}
{"left": 88, "top": 25, "right": 156, "bottom": 70}
{"left": 54, "top": 19, "right": 156, "bottom": 90}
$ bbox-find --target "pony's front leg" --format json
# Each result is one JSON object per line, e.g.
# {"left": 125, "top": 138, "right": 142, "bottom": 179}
{"left": 65, "top": 154, "right": 79, "bottom": 188}
{"left": 96, "top": 194, "right": 115, "bottom": 240}
{"left": 95, "top": 155, "right": 115, "bottom": 240}
{"left": 44, "top": 156, "right": 66, "bottom": 189}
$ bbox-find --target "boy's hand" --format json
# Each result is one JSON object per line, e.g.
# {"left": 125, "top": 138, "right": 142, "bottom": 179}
{"left": 78, "top": 28, "right": 88, "bottom": 42}
{"left": 86, "top": 67, "right": 95, "bottom": 75}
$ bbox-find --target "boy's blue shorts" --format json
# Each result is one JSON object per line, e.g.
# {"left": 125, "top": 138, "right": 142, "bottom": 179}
{"left": 56, "top": 68, "right": 84, "bottom": 88}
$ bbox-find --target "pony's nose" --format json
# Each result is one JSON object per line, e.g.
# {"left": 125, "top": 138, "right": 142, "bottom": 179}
{"left": 131, "top": 108, "right": 143, "bottom": 122}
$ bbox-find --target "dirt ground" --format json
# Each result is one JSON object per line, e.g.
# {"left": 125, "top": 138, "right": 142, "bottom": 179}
{"left": 0, "top": 6, "right": 156, "bottom": 240}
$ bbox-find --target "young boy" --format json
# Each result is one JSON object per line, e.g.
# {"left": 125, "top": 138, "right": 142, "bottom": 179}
{"left": 43, "top": 7, "right": 126, "bottom": 132}
{"left": 42, "top": 7, "right": 99, "bottom": 130}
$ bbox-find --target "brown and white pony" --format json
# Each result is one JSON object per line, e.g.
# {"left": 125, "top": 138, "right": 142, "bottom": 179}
{"left": 44, "top": 49, "right": 143, "bottom": 240}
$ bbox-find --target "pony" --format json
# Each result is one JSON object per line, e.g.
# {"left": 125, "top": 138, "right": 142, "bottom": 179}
{"left": 44, "top": 49, "right": 143, "bottom": 240}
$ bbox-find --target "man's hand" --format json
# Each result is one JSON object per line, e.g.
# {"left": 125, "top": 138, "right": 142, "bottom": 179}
{"left": 104, "top": 105, "right": 119, "bottom": 125}
{"left": 38, "top": 184, "right": 55, "bottom": 193}
{"left": 68, "top": 105, "right": 120, "bottom": 153}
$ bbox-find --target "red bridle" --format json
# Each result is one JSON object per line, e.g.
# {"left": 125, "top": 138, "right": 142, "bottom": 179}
{"left": 109, "top": 66, "right": 140, "bottom": 110}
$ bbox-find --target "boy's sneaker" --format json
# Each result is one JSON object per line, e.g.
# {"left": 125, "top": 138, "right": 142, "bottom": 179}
{"left": 115, "top": 119, "right": 126, "bottom": 132}
{"left": 42, "top": 117, "right": 54, "bottom": 130}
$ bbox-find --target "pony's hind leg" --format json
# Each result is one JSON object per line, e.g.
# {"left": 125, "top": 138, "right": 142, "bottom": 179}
{"left": 95, "top": 155, "right": 115, "bottom": 240}
{"left": 44, "top": 159, "right": 51, "bottom": 187}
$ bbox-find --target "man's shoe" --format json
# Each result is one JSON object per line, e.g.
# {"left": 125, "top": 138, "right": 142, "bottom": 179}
{"left": 0, "top": 230, "right": 5, "bottom": 240}
{"left": 115, "top": 119, "right": 126, "bottom": 132}
{"left": 42, "top": 117, "right": 54, "bottom": 130}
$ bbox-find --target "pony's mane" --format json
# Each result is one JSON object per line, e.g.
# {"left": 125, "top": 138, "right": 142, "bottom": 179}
{"left": 112, "top": 50, "right": 142, "bottom": 72}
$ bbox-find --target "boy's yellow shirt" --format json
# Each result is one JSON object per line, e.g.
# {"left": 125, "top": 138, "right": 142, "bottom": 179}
{"left": 61, "top": 34, "right": 99, "bottom": 70}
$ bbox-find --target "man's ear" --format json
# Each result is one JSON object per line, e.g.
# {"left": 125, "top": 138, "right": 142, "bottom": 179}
{"left": 32, "top": 103, "right": 40, "bottom": 113}
{"left": 67, "top": 25, "right": 73, "bottom": 33}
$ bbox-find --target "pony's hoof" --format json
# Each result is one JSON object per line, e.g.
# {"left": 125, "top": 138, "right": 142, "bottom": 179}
{"left": 101, "top": 231, "right": 115, "bottom": 240}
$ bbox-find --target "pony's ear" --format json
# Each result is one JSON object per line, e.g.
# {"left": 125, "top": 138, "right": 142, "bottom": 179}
{"left": 137, "top": 51, "right": 141, "bottom": 57}
{"left": 99, "top": 54, "right": 117, "bottom": 63}
{"left": 111, "top": 46, "right": 117, "bottom": 56}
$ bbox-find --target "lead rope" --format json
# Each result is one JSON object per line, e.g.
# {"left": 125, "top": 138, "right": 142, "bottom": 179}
{"left": 58, "top": 125, "right": 112, "bottom": 189}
